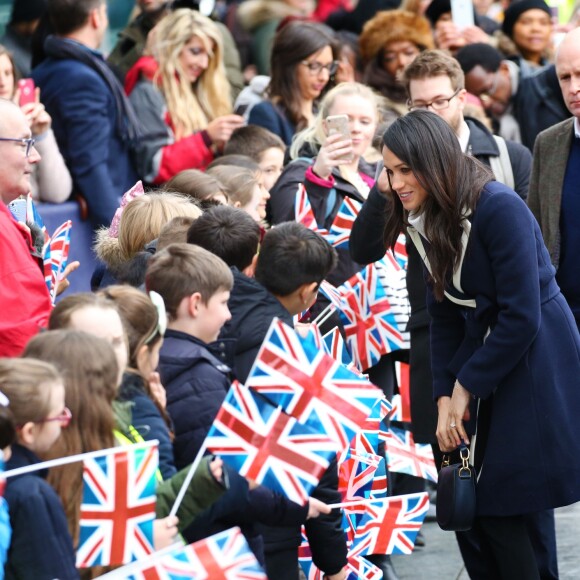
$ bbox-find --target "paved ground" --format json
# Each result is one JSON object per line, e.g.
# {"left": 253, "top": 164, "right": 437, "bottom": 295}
{"left": 391, "top": 503, "right": 580, "bottom": 579}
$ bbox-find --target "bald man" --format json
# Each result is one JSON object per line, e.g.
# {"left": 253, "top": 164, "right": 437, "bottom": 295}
{"left": 0, "top": 99, "right": 52, "bottom": 356}
{"left": 528, "top": 27, "right": 580, "bottom": 329}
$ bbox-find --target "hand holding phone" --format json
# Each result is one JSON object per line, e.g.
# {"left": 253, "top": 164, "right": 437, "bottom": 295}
{"left": 17, "top": 79, "right": 36, "bottom": 108}
{"left": 325, "top": 114, "right": 352, "bottom": 161}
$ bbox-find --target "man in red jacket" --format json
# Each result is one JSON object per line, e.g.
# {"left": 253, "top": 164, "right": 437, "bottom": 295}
{"left": 0, "top": 99, "right": 52, "bottom": 356}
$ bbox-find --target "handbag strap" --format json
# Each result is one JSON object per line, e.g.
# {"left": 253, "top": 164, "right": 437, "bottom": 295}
{"left": 441, "top": 442, "right": 472, "bottom": 476}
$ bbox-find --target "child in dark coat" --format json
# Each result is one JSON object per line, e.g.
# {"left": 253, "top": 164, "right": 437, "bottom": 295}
{"left": 1, "top": 359, "right": 78, "bottom": 580}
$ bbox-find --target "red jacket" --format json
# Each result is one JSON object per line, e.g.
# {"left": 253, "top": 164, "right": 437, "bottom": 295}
{"left": 125, "top": 57, "right": 215, "bottom": 184}
{"left": 0, "top": 203, "right": 51, "bottom": 356}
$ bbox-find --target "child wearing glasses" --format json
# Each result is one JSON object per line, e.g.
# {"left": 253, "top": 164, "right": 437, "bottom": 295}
{"left": 1, "top": 358, "right": 78, "bottom": 580}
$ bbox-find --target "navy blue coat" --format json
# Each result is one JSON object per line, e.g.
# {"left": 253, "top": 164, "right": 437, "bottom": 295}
{"left": 425, "top": 182, "right": 580, "bottom": 516}
{"left": 118, "top": 372, "right": 176, "bottom": 480}
{"left": 4, "top": 444, "right": 78, "bottom": 580}
{"left": 158, "top": 329, "right": 231, "bottom": 470}
{"left": 33, "top": 50, "right": 138, "bottom": 228}
{"left": 248, "top": 100, "right": 296, "bottom": 146}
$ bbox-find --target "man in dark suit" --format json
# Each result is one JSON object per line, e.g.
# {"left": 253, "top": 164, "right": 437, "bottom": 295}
{"left": 528, "top": 27, "right": 580, "bottom": 330}
{"left": 33, "top": 0, "right": 139, "bottom": 228}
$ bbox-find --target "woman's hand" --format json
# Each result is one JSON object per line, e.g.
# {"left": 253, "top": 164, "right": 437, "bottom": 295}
{"left": 448, "top": 381, "right": 471, "bottom": 447}
{"left": 19, "top": 88, "right": 52, "bottom": 136}
{"left": 434, "top": 21, "right": 467, "bottom": 51}
{"left": 153, "top": 516, "right": 179, "bottom": 549}
{"left": 312, "top": 132, "right": 354, "bottom": 180}
{"left": 205, "top": 114, "right": 244, "bottom": 147}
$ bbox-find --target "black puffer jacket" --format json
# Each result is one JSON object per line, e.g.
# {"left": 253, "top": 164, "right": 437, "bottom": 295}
{"left": 158, "top": 329, "right": 231, "bottom": 470}
{"left": 219, "top": 268, "right": 293, "bottom": 383}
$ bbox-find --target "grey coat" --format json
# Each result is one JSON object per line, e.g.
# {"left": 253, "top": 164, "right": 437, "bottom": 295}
{"left": 528, "top": 117, "right": 575, "bottom": 269}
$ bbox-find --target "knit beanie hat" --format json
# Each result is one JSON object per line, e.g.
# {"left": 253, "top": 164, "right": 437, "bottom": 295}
{"left": 11, "top": 0, "right": 47, "bottom": 24}
{"left": 501, "top": 0, "right": 552, "bottom": 39}
{"left": 359, "top": 10, "right": 435, "bottom": 64}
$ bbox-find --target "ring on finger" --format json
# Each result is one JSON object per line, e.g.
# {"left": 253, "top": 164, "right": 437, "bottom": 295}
{"left": 449, "top": 422, "right": 457, "bottom": 428}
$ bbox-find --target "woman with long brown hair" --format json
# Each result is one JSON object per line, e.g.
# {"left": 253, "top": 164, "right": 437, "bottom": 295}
{"left": 248, "top": 20, "right": 338, "bottom": 146}
{"left": 381, "top": 110, "right": 580, "bottom": 578}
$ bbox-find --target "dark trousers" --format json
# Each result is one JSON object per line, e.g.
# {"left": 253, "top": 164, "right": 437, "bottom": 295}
{"left": 263, "top": 548, "right": 300, "bottom": 580}
{"left": 456, "top": 511, "right": 558, "bottom": 580}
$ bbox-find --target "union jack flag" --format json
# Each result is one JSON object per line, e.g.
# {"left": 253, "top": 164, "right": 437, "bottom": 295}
{"left": 348, "top": 493, "right": 429, "bottom": 556}
{"left": 299, "top": 527, "right": 382, "bottom": 580}
{"left": 294, "top": 183, "right": 327, "bottom": 234}
{"left": 384, "top": 427, "right": 437, "bottom": 483}
{"left": 245, "top": 318, "right": 383, "bottom": 451}
{"left": 205, "top": 381, "right": 339, "bottom": 505}
{"left": 322, "top": 326, "right": 352, "bottom": 368}
{"left": 318, "top": 280, "right": 348, "bottom": 310}
{"left": 43, "top": 220, "right": 72, "bottom": 303}
{"left": 128, "top": 527, "right": 267, "bottom": 579}
{"left": 392, "top": 232, "right": 408, "bottom": 270}
{"left": 338, "top": 266, "right": 389, "bottom": 371}
{"left": 350, "top": 397, "right": 392, "bottom": 456}
{"left": 326, "top": 197, "right": 362, "bottom": 249}
{"left": 338, "top": 449, "right": 382, "bottom": 501}
{"left": 76, "top": 444, "right": 158, "bottom": 567}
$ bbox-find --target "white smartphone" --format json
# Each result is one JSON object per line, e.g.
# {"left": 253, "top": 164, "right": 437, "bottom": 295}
{"left": 451, "top": 0, "right": 475, "bottom": 29}
{"left": 326, "top": 114, "right": 352, "bottom": 160}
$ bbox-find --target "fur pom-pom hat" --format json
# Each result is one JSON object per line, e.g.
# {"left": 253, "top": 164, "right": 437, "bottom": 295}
{"left": 359, "top": 10, "right": 435, "bottom": 64}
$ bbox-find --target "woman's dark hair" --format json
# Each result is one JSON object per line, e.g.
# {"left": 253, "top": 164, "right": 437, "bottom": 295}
{"left": 269, "top": 20, "right": 338, "bottom": 131}
{"left": 382, "top": 110, "right": 492, "bottom": 301}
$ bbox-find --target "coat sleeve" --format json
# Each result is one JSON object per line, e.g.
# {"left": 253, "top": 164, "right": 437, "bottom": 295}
{"left": 268, "top": 159, "right": 309, "bottom": 224}
{"left": 129, "top": 81, "right": 214, "bottom": 183}
{"left": 32, "top": 129, "right": 73, "bottom": 203}
{"left": 304, "top": 458, "right": 348, "bottom": 576}
{"left": 350, "top": 185, "right": 390, "bottom": 264}
{"left": 44, "top": 71, "right": 121, "bottom": 227}
{"left": 455, "top": 192, "right": 542, "bottom": 399}
{"left": 155, "top": 456, "right": 227, "bottom": 530}
{"left": 527, "top": 136, "right": 542, "bottom": 228}
{"left": 506, "top": 140, "right": 532, "bottom": 201}
{"left": 6, "top": 482, "right": 79, "bottom": 580}
{"left": 128, "top": 394, "right": 177, "bottom": 480}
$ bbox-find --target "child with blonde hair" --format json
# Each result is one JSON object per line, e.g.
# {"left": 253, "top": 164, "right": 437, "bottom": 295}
{"left": 92, "top": 192, "right": 202, "bottom": 290}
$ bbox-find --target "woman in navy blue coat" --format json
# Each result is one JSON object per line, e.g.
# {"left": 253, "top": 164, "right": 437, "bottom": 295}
{"left": 381, "top": 110, "right": 580, "bottom": 579}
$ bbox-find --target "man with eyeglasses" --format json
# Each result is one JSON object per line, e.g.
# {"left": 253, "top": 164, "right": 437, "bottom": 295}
{"left": 455, "top": 43, "right": 570, "bottom": 151}
{"left": 402, "top": 49, "right": 532, "bottom": 201}
{"left": 0, "top": 99, "right": 52, "bottom": 357}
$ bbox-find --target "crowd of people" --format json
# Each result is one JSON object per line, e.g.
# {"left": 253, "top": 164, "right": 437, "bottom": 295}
{"left": 1, "top": 0, "right": 580, "bottom": 578}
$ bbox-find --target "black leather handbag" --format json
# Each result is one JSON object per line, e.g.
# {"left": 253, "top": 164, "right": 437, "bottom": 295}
{"left": 436, "top": 443, "right": 477, "bottom": 531}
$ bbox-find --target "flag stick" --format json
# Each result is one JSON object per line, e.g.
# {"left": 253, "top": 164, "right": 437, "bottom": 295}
{"left": 169, "top": 441, "right": 207, "bottom": 518}
{"left": 3, "top": 440, "right": 158, "bottom": 479}
{"left": 311, "top": 303, "right": 335, "bottom": 326}
{"left": 326, "top": 499, "right": 380, "bottom": 510}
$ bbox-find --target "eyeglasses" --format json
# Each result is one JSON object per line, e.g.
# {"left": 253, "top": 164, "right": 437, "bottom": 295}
{"left": 301, "top": 60, "right": 339, "bottom": 76}
{"left": 36, "top": 407, "right": 72, "bottom": 428}
{"left": 144, "top": 291, "right": 168, "bottom": 345}
{"left": 0, "top": 137, "right": 36, "bottom": 157}
{"left": 479, "top": 71, "right": 501, "bottom": 105}
{"left": 407, "top": 88, "right": 462, "bottom": 112}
